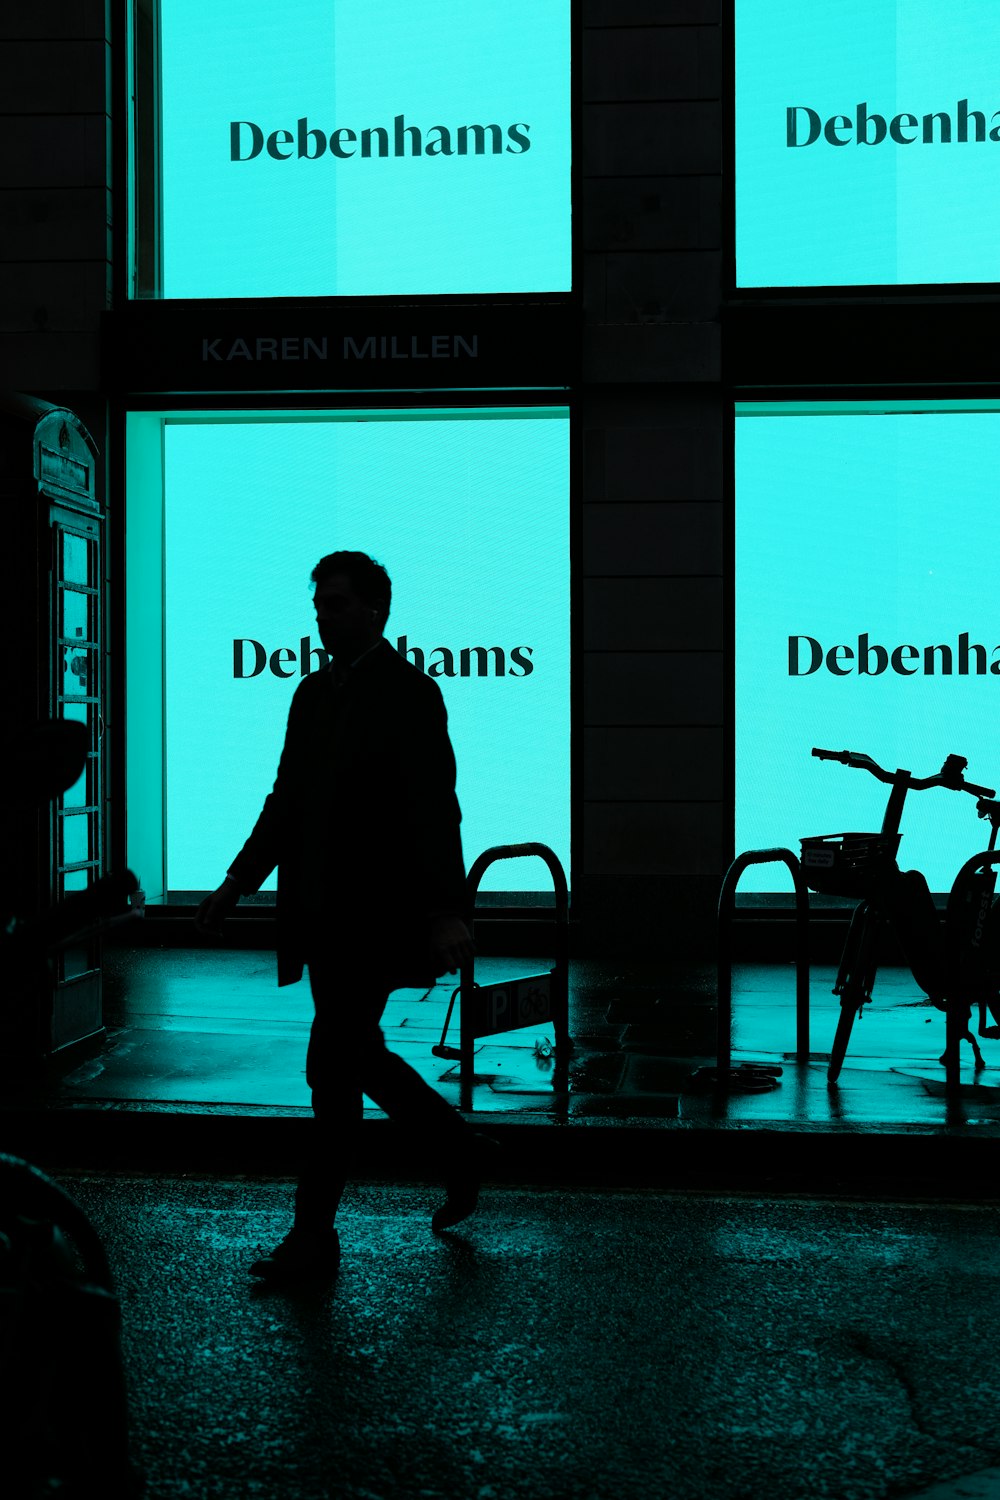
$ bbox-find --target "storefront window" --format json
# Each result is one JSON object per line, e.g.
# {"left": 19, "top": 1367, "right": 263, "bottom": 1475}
{"left": 131, "top": 0, "right": 572, "bottom": 298}
{"left": 126, "top": 407, "right": 570, "bottom": 901}
{"left": 736, "top": 0, "right": 1000, "bottom": 287}
{"left": 735, "top": 401, "right": 1000, "bottom": 894}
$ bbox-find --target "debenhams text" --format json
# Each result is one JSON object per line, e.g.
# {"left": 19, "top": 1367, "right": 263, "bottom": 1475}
{"left": 788, "top": 99, "right": 1000, "bottom": 146}
{"left": 234, "top": 636, "right": 534, "bottom": 679}
{"left": 231, "top": 115, "right": 531, "bottom": 161}
{"left": 789, "top": 633, "right": 1000, "bottom": 676}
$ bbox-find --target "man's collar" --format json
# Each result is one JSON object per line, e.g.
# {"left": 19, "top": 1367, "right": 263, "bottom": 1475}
{"left": 349, "top": 639, "right": 382, "bottom": 671}
{"left": 328, "top": 637, "right": 384, "bottom": 683}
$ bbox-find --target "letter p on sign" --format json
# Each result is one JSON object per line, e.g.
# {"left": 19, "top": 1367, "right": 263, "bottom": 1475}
{"left": 489, "top": 988, "right": 511, "bottom": 1030}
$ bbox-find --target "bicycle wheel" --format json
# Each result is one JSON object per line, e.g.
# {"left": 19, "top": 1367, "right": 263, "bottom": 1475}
{"left": 828, "top": 901, "right": 881, "bottom": 1082}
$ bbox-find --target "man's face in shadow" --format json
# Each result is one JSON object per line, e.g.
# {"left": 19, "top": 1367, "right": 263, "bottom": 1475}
{"left": 313, "top": 572, "right": 381, "bottom": 662}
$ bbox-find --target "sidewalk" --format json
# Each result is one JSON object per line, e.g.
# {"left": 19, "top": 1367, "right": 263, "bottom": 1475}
{"left": 5, "top": 947, "right": 1000, "bottom": 1192}
{"left": 46, "top": 1173, "right": 1000, "bottom": 1500}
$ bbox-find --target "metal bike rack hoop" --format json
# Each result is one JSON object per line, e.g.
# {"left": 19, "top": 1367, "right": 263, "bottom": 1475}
{"left": 694, "top": 847, "right": 810, "bottom": 1092}
{"left": 451, "top": 842, "right": 570, "bottom": 1113}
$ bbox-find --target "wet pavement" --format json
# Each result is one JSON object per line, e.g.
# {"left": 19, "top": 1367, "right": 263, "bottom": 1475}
{"left": 5, "top": 949, "right": 1000, "bottom": 1194}
{"left": 36, "top": 1172, "right": 1000, "bottom": 1500}
{"left": 8, "top": 949, "right": 1000, "bottom": 1496}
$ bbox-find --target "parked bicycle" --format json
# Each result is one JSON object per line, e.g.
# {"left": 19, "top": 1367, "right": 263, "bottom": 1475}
{"left": 801, "top": 749, "right": 999, "bottom": 1082}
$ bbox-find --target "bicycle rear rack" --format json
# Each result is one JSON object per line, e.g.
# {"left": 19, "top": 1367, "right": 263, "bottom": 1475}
{"left": 433, "top": 842, "right": 570, "bottom": 1113}
{"left": 692, "top": 848, "right": 810, "bottom": 1092}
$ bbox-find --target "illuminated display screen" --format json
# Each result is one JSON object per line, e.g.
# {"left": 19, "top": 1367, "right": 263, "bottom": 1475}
{"left": 736, "top": 0, "right": 1000, "bottom": 286}
{"left": 126, "top": 409, "right": 570, "bottom": 898}
{"left": 736, "top": 403, "right": 1000, "bottom": 894}
{"left": 156, "top": 0, "right": 571, "bottom": 297}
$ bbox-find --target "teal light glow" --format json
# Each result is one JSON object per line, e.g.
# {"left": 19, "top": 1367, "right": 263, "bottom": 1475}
{"left": 127, "top": 409, "right": 570, "bottom": 898}
{"left": 736, "top": 0, "right": 1000, "bottom": 286}
{"left": 158, "top": 0, "right": 571, "bottom": 297}
{"left": 736, "top": 402, "right": 1000, "bottom": 893}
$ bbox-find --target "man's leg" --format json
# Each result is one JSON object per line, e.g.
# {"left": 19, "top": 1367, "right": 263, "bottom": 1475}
{"left": 351, "top": 1005, "right": 498, "bottom": 1233}
{"left": 295, "top": 955, "right": 492, "bottom": 1235}
{"left": 249, "top": 964, "right": 377, "bottom": 1280}
{"left": 292, "top": 964, "right": 385, "bottom": 1233}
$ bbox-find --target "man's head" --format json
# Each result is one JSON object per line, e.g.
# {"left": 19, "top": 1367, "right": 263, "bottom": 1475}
{"left": 310, "top": 551, "right": 391, "bottom": 661}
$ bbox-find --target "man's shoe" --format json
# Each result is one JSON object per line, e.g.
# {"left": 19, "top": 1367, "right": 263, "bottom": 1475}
{"left": 432, "top": 1133, "right": 500, "bottom": 1233}
{"left": 249, "top": 1227, "right": 340, "bottom": 1283}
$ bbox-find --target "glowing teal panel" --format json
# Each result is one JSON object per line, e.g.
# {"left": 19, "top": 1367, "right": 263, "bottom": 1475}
{"left": 162, "top": 411, "right": 569, "bottom": 894}
{"left": 736, "top": 406, "right": 1000, "bottom": 892}
{"left": 737, "top": 0, "right": 1000, "bottom": 286}
{"left": 159, "top": 0, "right": 571, "bottom": 297}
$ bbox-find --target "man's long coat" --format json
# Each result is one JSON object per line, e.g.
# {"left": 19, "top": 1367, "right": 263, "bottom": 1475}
{"left": 226, "top": 638, "right": 468, "bottom": 988}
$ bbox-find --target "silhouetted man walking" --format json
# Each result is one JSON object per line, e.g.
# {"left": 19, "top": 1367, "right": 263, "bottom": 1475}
{"left": 195, "top": 551, "right": 494, "bottom": 1283}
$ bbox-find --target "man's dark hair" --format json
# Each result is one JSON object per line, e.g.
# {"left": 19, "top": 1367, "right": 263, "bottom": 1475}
{"left": 311, "top": 551, "right": 392, "bottom": 629}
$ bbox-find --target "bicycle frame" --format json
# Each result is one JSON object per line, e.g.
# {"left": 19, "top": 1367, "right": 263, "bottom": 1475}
{"left": 808, "top": 750, "right": 996, "bottom": 1084}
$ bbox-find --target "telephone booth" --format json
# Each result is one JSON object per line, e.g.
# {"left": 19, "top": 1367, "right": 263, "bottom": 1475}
{"left": 0, "top": 394, "right": 105, "bottom": 1060}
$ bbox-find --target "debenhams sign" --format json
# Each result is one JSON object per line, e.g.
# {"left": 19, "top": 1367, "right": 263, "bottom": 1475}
{"left": 231, "top": 114, "right": 531, "bottom": 162}
{"left": 787, "top": 98, "right": 1000, "bottom": 146}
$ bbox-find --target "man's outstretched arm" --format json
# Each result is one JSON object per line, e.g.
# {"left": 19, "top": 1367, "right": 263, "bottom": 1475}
{"left": 194, "top": 690, "right": 303, "bottom": 936}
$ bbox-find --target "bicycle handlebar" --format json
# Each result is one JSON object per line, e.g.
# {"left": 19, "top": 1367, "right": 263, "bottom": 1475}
{"left": 811, "top": 747, "right": 995, "bottom": 800}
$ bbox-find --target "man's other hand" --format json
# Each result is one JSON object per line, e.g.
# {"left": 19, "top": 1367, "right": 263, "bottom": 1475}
{"left": 194, "top": 879, "right": 240, "bottom": 938}
{"left": 430, "top": 915, "right": 475, "bottom": 973}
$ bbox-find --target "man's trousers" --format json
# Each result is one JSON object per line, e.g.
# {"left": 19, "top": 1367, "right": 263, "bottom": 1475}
{"left": 294, "top": 952, "right": 472, "bottom": 1231}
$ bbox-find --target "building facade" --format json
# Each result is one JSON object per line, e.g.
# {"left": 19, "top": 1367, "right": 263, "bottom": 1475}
{"left": 7, "top": 1, "right": 992, "bottom": 1063}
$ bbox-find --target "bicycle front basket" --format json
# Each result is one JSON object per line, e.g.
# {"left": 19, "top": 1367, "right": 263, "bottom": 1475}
{"left": 799, "top": 831, "right": 901, "bottom": 896}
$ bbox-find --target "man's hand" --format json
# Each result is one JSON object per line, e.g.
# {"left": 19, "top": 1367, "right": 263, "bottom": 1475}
{"left": 194, "top": 878, "right": 241, "bottom": 938}
{"left": 430, "top": 914, "right": 475, "bottom": 973}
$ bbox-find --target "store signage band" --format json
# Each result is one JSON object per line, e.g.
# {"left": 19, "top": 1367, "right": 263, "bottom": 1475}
{"left": 200, "top": 333, "right": 480, "bottom": 363}
{"left": 105, "top": 302, "right": 575, "bottom": 391}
